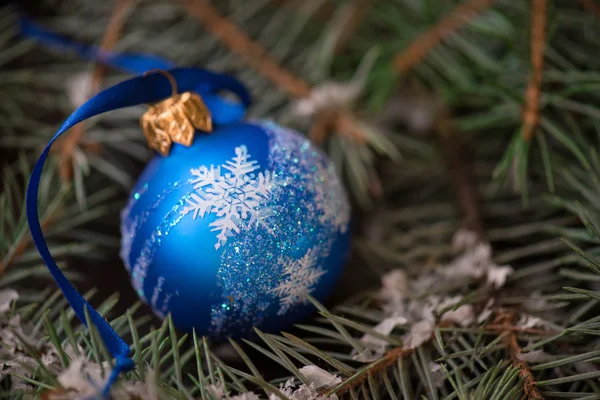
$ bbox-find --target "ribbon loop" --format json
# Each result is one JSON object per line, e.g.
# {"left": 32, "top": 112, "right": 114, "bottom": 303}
{"left": 22, "top": 16, "right": 252, "bottom": 398}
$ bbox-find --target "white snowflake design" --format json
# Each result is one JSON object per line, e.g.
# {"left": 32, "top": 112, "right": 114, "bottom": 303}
{"left": 271, "top": 248, "right": 325, "bottom": 315}
{"left": 181, "top": 145, "right": 277, "bottom": 249}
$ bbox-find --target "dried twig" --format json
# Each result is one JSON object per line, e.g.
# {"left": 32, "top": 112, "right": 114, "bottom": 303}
{"left": 0, "top": 202, "right": 63, "bottom": 277}
{"left": 52, "top": 0, "right": 135, "bottom": 181}
{"left": 179, "top": 0, "right": 311, "bottom": 98}
{"left": 272, "top": 0, "right": 369, "bottom": 54}
{"left": 326, "top": 344, "right": 415, "bottom": 397}
{"left": 393, "top": 0, "right": 495, "bottom": 74}
{"left": 179, "top": 0, "right": 368, "bottom": 145}
{"left": 324, "top": 310, "right": 555, "bottom": 397}
{"left": 436, "top": 111, "right": 486, "bottom": 241}
{"left": 522, "top": 0, "right": 547, "bottom": 143}
{"left": 497, "top": 310, "right": 544, "bottom": 399}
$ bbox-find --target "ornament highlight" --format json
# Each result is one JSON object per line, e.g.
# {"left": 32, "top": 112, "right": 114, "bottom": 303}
{"left": 120, "top": 121, "right": 351, "bottom": 339}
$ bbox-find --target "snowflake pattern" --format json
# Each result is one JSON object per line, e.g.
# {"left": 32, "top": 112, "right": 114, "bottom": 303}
{"left": 181, "top": 145, "right": 276, "bottom": 249}
{"left": 271, "top": 248, "right": 325, "bottom": 315}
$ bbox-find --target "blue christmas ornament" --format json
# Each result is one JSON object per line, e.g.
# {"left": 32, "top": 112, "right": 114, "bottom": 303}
{"left": 120, "top": 120, "right": 351, "bottom": 339}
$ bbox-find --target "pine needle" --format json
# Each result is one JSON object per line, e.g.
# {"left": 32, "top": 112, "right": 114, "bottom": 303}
{"left": 500, "top": 311, "right": 544, "bottom": 400}
{"left": 393, "top": 0, "right": 496, "bottom": 74}
{"left": 178, "top": 0, "right": 311, "bottom": 98}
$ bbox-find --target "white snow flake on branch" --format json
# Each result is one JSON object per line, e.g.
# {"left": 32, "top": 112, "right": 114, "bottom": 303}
{"left": 299, "top": 366, "right": 342, "bottom": 389}
{"left": 272, "top": 248, "right": 325, "bottom": 315}
{"left": 181, "top": 145, "right": 277, "bottom": 249}
{"left": 0, "top": 289, "right": 18, "bottom": 313}
{"left": 354, "top": 316, "right": 407, "bottom": 362}
{"left": 292, "top": 82, "right": 362, "bottom": 118}
{"left": 54, "top": 358, "right": 110, "bottom": 398}
{"left": 517, "top": 314, "right": 553, "bottom": 329}
{"left": 66, "top": 71, "right": 92, "bottom": 108}
{"left": 487, "top": 265, "right": 513, "bottom": 288}
{"left": 271, "top": 379, "right": 339, "bottom": 400}
{"left": 356, "top": 230, "right": 514, "bottom": 362}
{"left": 403, "top": 319, "right": 435, "bottom": 350}
{"left": 517, "top": 350, "right": 554, "bottom": 364}
{"left": 437, "top": 296, "right": 474, "bottom": 327}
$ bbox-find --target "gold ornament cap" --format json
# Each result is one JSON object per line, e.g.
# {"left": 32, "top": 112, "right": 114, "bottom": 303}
{"left": 140, "top": 70, "right": 213, "bottom": 156}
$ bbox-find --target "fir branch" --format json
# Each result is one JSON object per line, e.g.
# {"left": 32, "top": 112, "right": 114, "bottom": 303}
{"left": 52, "top": 0, "right": 135, "bottom": 182}
{"left": 0, "top": 196, "right": 61, "bottom": 278}
{"left": 501, "top": 311, "right": 544, "bottom": 400}
{"left": 178, "top": 0, "right": 371, "bottom": 145}
{"left": 326, "top": 345, "right": 414, "bottom": 397}
{"left": 392, "top": 0, "right": 496, "bottom": 74}
{"left": 522, "top": 0, "right": 547, "bottom": 143}
{"left": 179, "top": 0, "right": 311, "bottom": 98}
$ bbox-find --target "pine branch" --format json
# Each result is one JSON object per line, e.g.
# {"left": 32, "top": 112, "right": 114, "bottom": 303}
{"left": 51, "top": 0, "right": 134, "bottom": 182}
{"left": 178, "top": 0, "right": 371, "bottom": 145}
{"left": 500, "top": 310, "right": 544, "bottom": 400}
{"left": 272, "top": 0, "right": 370, "bottom": 54}
{"left": 393, "top": 0, "right": 496, "bottom": 74}
{"left": 179, "top": 0, "right": 311, "bottom": 98}
{"left": 326, "top": 345, "right": 415, "bottom": 397}
{"left": 0, "top": 199, "right": 61, "bottom": 278}
{"left": 522, "top": 0, "right": 547, "bottom": 143}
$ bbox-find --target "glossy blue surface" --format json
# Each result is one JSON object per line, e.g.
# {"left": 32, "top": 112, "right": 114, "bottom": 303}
{"left": 120, "top": 121, "right": 351, "bottom": 339}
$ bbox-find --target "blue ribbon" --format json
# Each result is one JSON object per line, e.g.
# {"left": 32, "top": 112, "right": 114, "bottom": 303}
{"left": 21, "top": 17, "right": 251, "bottom": 398}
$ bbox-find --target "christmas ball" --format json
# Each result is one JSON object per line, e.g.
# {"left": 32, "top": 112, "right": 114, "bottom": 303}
{"left": 120, "top": 120, "right": 351, "bottom": 339}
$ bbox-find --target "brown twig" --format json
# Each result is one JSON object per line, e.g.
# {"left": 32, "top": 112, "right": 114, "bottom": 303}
{"left": 179, "top": 0, "right": 370, "bottom": 146}
{"left": 579, "top": 0, "right": 600, "bottom": 20}
{"left": 0, "top": 208, "right": 61, "bottom": 277}
{"left": 53, "top": 0, "right": 135, "bottom": 181}
{"left": 179, "top": 0, "right": 311, "bottom": 98}
{"left": 393, "top": 0, "right": 496, "bottom": 74}
{"left": 328, "top": 345, "right": 415, "bottom": 397}
{"left": 271, "top": 0, "right": 368, "bottom": 54}
{"left": 522, "top": 0, "right": 547, "bottom": 143}
{"left": 497, "top": 310, "right": 544, "bottom": 399}
{"left": 435, "top": 110, "right": 486, "bottom": 241}
{"left": 325, "top": 310, "right": 555, "bottom": 397}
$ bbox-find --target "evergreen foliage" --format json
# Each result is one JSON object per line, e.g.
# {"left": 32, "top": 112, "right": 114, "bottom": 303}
{"left": 2, "top": 0, "right": 600, "bottom": 398}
